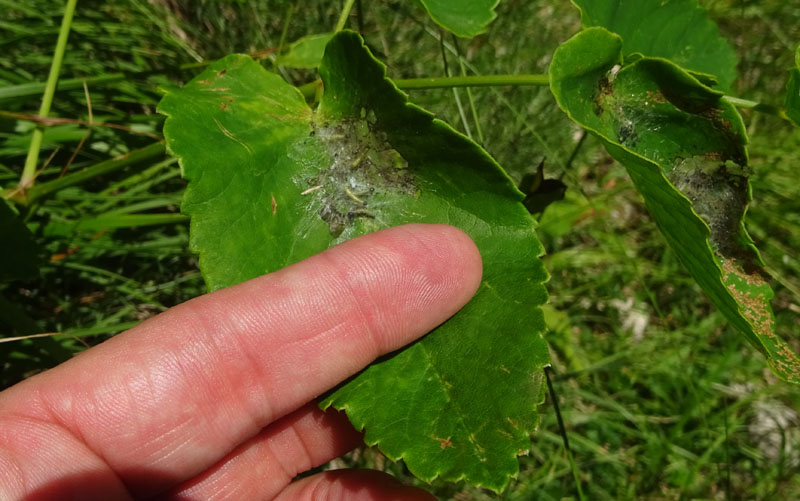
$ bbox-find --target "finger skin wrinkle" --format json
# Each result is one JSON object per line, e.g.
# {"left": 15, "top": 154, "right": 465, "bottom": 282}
{"left": 33, "top": 383, "right": 94, "bottom": 456}
{"left": 170, "top": 405, "right": 363, "bottom": 501}
{"left": 123, "top": 338, "right": 260, "bottom": 480}
{"left": 274, "top": 469, "right": 438, "bottom": 501}
{"left": 265, "top": 426, "right": 304, "bottom": 489}
{"left": 29, "top": 319, "right": 261, "bottom": 493}
{"left": 187, "top": 298, "right": 280, "bottom": 429}
{"left": 36, "top": 349, "right": 201, "bottom": 491}
{"left": 33, "top": 339, "right": 167, "bottom": 459}
{"left": 318, "top": 247, "right": 395, "bottom": 356}
{"left": 0, "top": 410, "right": 132, "bottom": 499}
{"left": 15, "top": 387, "right": 127, "bottom": 486}
{"left": 0, "top": 430, "right": 27, "bottom": 498}
{"left": 2, "top": 373, "right": 145, "bottom": 496}
{"left": 174, "top": 426, "right": 299, "bottom": 501}
{"left": 165, "top": 306, "right": 268, "bottom": 438}
{"left": 97, "top": 346, "right": 203, "bottom": 465}
{"left": 268, "top": 319, "right": 352, "bottom": 399}
{"left": 307, "top": 474, "right": 333, "bottom": 499}
{"left": 179, "top": 288, "right": 335, "bottom": 436}
{"left": 274, "top": 418, "right": 316, "bottom": 479}
{"left": 211, "top": 324, "right": 277, "bottom": 431}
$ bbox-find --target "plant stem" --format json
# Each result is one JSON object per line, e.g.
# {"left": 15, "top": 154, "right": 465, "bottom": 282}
{"left": 54, "top": 213, "right": 188, "bottom": 232}
{"left": 395, "top": 73, "right": 550, "bottom": 89}
{"left": 356, "top": 0, "right": 364, "bottom": 32}
{"left": 296, "top": 70, "right": 793, "bottom": 125}
{"left": 0, "top": 110, "right": 161, "bottom": 140}
{"left": 13, "top": 142, "right": 166, "bottom": 205}
{"left": 334, "top": 0, "right": 356, "bottom": 33}
{"left": 297, "top": 74, "right": 550, "bottom": 100}
{"left": 453, "top": 35, "right": 484, "bottom": 143}
{"left": 19, "top": 0, "right": 79, "bottom": 190}
{"left": 0, "top": 73, "right": 122, "bottom": 102}
{"left": 438, "top": 31, "right": 472, "bottom": 140}
{"left": 85, "top": 157, "right": 178, "bottom": 212}
{"left": 0, "top": 321, "right": 141, "bottom": 344}
{"left": 722, "top": 95, "right": 790, "bottom": 121}
{"left": 545, "top": 367, "right": 587, "bottom": 501}
{"left": 276, "top": 1, "right": 295, "bottom": 58}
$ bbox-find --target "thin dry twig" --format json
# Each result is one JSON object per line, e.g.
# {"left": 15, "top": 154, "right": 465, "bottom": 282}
{"left": 0, "top": 332, "right": 62, "bottom": 344}
{"left": 3, "top": 147, "right": 60, "bottom": 200}
{"left": 0, "top": 111, "right": 161, "bottom": 140}
{"left": 0, "top": 330, "right": 91, "bottom": 349}
{"left": 60, "top": 81, "right": 94, "bottom": 177}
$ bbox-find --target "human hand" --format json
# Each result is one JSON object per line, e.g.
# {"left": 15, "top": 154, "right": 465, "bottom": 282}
{"left": 0, "top": 224, "right": 482, "bottom": 500}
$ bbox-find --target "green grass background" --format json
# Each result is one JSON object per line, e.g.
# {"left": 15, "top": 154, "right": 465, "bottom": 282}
{"left": 2, "top": 0, "right": 799, "bottom": 498}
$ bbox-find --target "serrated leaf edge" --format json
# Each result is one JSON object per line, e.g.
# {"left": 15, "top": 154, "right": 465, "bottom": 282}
{"left": 549, "top": 27, "right": 800, "bottom": 382}
{"left": 318, "top": 31, "right": 551, "bottom": 492}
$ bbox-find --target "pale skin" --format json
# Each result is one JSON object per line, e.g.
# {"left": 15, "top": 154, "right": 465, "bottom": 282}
{"left": 0, "top": 224, "right": 483, "bottom": 500}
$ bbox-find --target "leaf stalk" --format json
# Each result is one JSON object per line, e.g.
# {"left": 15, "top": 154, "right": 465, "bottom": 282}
{"left": 19, "top": 0, "right": 79, "bottom": 190}
{"left": 395, "top": 73, "right": 550, "bottom": 90}
{"left": 297, "top": 74, "right": 551, "bottom": 101}
{"left": 721, "top": 95, "right": 790, "bottom": 121}
{"left": 334, "top": 0, "right": 356, "bottom": 33}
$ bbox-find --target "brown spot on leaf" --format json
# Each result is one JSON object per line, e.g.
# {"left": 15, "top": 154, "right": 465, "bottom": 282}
{"left": 593, "top": 70, "right": 617, "bottom": 116}
{"left": 722, "top": 258, "right": 773, "bottom": 337}
{"left": 645, "top": 90, "right": 667, "bottom": 104}
{"left": 433, "top": 436, "right": 453, "bottom": 450}
{"left": 722, "top": 258, "right": 800, "bottom": 382}
{"left": 701, "top": 152, "right": 724, "bottom": 162}
{"left": 270, "top": 194, "right": 277, "bottom": 215}
{"left": 219, "top": 97, "right": 234, "bottom": 111}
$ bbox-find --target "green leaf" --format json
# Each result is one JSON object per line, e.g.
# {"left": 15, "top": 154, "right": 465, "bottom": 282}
{"left": 572, "top": 0, "right": 738, "bottom": 90}
{"left": 0, "top": 124, "right": 85, "bottom": 158}
{"left": 276, "top": 33, "right": 333, "bottom": 69}
{"left": 0, "top": 199, "right": 40, "bottom": 282}
{"left": 416, "top": 0, "right": 499, "bottom": 38}
{"left": 786, "top": 44, "right": 800, "bottom": 127}
{"left": 159, "top": 31, "right": 550, "bottom": 490}
{"left": 550, "top": 27, "right": 800, "bottom": 383}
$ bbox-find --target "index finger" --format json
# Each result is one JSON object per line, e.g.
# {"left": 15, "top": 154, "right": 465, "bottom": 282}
{"left": 0, "top": 224, "right": 482, "bottom": 497}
